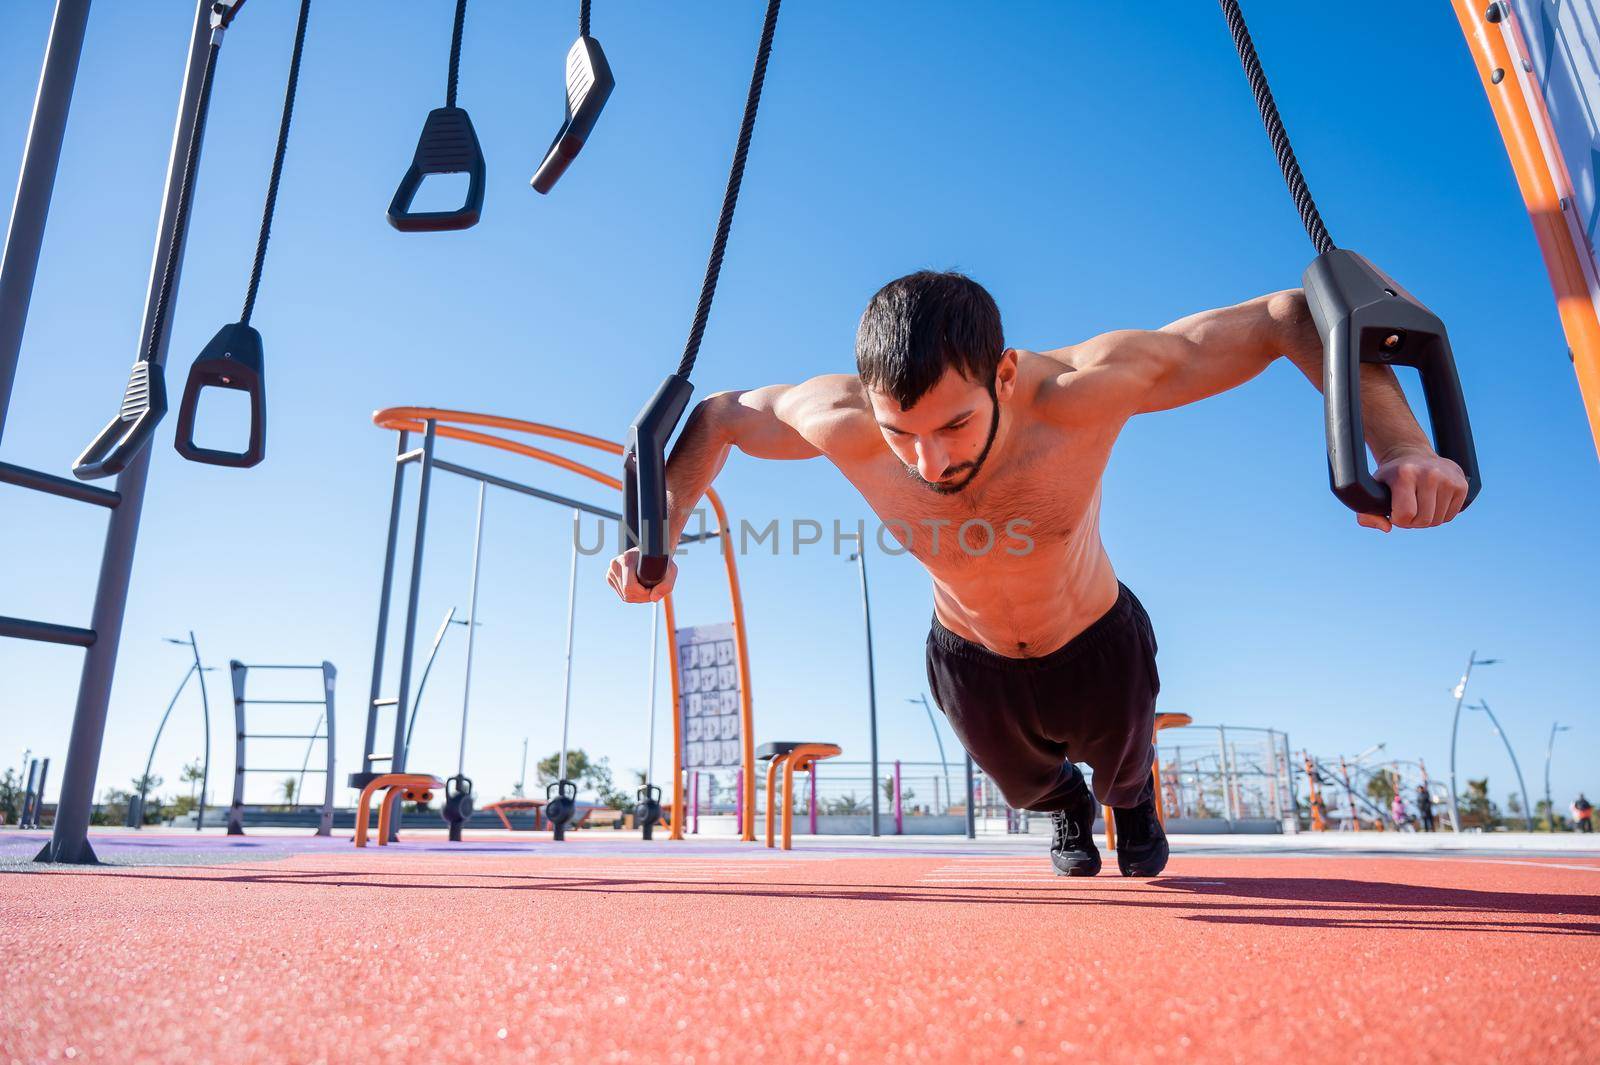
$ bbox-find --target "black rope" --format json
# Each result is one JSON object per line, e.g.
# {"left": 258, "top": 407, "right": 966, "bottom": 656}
{"left": 241, "top": 0, "right": 311, "bottom": 326}
{"left": 675, "top": 0, "right": 781, "bottom": 380}
{"left": 1218, "top": 0, "right": 1335, "bottom": 255}
{"left": 446, "top": 0, "right": 467, "bottom": 108}
{"left": 141, "top": 42, "right": 222, "bottom": 364}
{"left": 580, "top": 0, "right": 591, "bottom": 38}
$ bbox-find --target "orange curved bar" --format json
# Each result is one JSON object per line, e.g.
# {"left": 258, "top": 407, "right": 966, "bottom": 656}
{"left": 1452, "top": 2, "right": 1600, "bottom": 459}
{"left": 780, "top": 744, "right": 842, "bottom": 850}
{"left": 371, "top": 407, "right": 757, "bottom": 843}
{"left": 354, "top": 773, "right": 441, "bottom": 848}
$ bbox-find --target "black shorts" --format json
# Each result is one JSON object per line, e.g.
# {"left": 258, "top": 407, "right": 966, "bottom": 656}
{"left": 925, "top": 582, "right": 1160, "bottom": 810}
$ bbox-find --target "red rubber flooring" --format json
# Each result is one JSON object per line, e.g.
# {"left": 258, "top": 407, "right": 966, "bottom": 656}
{"left": 3, "top": 839, "right": 1598, "bottom": 1063}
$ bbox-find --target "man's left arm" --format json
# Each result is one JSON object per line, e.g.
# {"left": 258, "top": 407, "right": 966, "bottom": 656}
{"left": 1133, "top": 289, "right": 1469, "bottom": 531}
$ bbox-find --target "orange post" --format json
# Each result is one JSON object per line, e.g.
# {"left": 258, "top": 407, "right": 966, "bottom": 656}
{"left": 1451, "top": 1, "right": 1600, "bottom": 459}
{"left": 1104, "top": 712, "right": 1191, "bottom": 851}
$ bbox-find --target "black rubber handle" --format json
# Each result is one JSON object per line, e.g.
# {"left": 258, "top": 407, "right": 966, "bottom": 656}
{"left": 73, "top": 362, "right": 168, "bottom": 481}
{"left": 1304, "top": 249, "right": 1482, "bottom": 517}
{"left": 173, "top": 322, "right": 266, "bottom": 468}
{"left": 622, "top": 374, "right": 694, "bottom": 588}
{"left": 387, "top": 106, "right": 486, "bottom": 232}
{"left": 530, "top": 35, "right": 615, "bottom": 195}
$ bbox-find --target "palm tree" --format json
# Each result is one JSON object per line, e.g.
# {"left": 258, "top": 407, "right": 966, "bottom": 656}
{"left": 279, "top": 777, "right": 297, "bottom": 809}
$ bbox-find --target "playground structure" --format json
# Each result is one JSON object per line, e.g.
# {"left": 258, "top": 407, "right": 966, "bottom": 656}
{"left": 226, "top": 660, "right": 336, "bottom": 836}
{"left": 356, "top": 408, "right": 758, "bottom": 843}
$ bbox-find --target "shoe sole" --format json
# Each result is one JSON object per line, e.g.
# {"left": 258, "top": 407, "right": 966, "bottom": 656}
{"left": 1052, "top": 854, "right": 1103, "bottom": 877}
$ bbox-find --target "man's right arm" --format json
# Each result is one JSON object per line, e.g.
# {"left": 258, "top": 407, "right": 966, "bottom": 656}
{"left": 663, "top": 385, "right": 822, "bottom": 548}
{"left": 609, "top": 381, "right": 842, "bottom": 602}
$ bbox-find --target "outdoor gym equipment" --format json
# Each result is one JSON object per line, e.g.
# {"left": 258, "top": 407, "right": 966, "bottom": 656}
{"left": 73, "top": 0, "right": 245, "bottom": 480}
{"left": 402, "top": 607, "right": 467, "bottom": 756}
{"left": 1220, "top": 0, "right": 1481, "bottom": 516}
{"left": 173, "top": 0, "right": 310, "bottom": 469}
{"left": 359, "top": 408, "right": 759, "bottom": 842}
{"left": 18, "top": 758, "right": 50, "bottom": 829}
{"left": 624, "top": 0, "right": 781, "bottom": 588}
{"left": 128, "top": 632, "right": 215, "bottom": 830}
{"left": 530, "top": 0, "right": 614, "bottom": 195}
{"left": 388, "top": 0, "right": 484, "bottom": 232}
{"left": 633, "top": 602, "right": 664, "bottom": 839}
{"left": 227, "top": 660, "right": 336, "bottom": 836}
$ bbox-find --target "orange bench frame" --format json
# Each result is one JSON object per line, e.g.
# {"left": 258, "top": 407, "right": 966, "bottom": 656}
{"left": 763, "top": 744, "right": 842, "bottom": 851}
{"left": 354, "top": 773, "right": 443, "bottom": 848}
{"left": 1103, "top": 712, "right": 1192, "bottom": 851}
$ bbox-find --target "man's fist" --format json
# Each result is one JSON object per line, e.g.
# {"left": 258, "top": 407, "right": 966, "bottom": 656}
{"left": 607, "top": 547, "right": 677, "bottom": 602}
{"left": 1356, "top": 446, "right": 1470, "bottom": 532}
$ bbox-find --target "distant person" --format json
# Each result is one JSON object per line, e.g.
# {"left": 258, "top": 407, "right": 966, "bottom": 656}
{"left": 609, "top": 272, "right": 1469, "bottom": 877}
{"left": 1390, "top": 792, "right": 1408, "bottom": 831}
{"left": 1574, "top": 794, "right": 1594, "bottom": 834}
{"left": 1416, "top": 784, "right": 1435, "bottom": 832}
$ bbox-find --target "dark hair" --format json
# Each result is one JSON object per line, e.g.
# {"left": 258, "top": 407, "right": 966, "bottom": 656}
{"left": 855, "top": 271, "right": 1004, "bottom": 409}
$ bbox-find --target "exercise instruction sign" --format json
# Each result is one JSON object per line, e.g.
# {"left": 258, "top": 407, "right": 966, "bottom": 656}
{"left": 677, "top": 622, "right": 741, "bottom": 770}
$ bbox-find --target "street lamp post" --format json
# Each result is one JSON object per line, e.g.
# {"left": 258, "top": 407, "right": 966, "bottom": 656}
{"left": 1469, "top": 700, "right": 1534, "bottom": 832}
{"left": 909, "top": 694, "right": 953, "bottom": 815}
{"left": 1545, "top": 722, "right": 1571, "bottom": 831}
{"left": 1447, "top": 651, "right": 1500, "bottom": 833}
{"left": 136, "top": 633, "right": 215, "bottom": 830}
{"left": 848, "top": 552, "right": 880, "bottom": 837}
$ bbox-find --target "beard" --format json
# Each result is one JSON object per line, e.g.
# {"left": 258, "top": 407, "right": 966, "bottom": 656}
{"left": 901, "top": 382, "right": 1001, "bottom": 496}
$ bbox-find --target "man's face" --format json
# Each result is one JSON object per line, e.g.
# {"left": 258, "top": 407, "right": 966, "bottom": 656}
{"left": 867, "top": 353, "right": 1016, "bottom": 495}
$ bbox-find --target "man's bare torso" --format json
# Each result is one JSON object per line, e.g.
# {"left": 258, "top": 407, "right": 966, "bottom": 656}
{"left": 794, "top": 348, "right": 1124, "bottom": 658}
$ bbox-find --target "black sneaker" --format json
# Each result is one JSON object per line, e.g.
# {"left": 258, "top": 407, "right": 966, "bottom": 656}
{"left": 1111, "top": 786, "right": 1169, "bottom": 877}
{"left": 1049, "top": 791, "right": 1102, "bottom": 877}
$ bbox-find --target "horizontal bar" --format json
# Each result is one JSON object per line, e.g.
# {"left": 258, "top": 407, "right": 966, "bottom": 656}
{"left": 0, "top": 615, "right": 95, "bottom": 647}
{"left": 244, "top": 733, "right": 324, "bottom": 740}
{"left": 240, "top": 768, "right": 330, "bottom": 774}
{"left": 367, "top": 754, "right": 393, "bottom": 762}
{"left": 241, "top": 699, "right": 325, "bottom": 705}
{"left": 373, "top": 697, "right": 398, "bottom": 707}
{"left": 0, "top": 461, "right": 121, "bottom": 508}
{"left": 236, "top": 664, "right": 325, "bottom": 671}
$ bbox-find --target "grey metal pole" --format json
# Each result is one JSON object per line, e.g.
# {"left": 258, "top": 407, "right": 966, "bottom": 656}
{"left": 910, "top": 694, "right": 952, "bottom": 815}
{"left": 317, "top": 662, "right": 335, "bottom": 835}
{"left": 227, "top": 661, "right": 247, "bottom": 834}
{"left": 964, "top": 754, "right": 975, "bottom": 839}
{"left": 1475, "top": 700, "right": 1534, "bottom": 832}
{"left": 390, "top": 420, "right": 437, "bottom": 776}
{"left": 38, "top": 0, "right": 213, "bottom": 865}
{"left": 455, "top": 482, "right": 486, "bottom": 778}
{"left": 32, "top": 759, "right": 51, "bottom": 827}
{"left": 362, "top": 431, "right": 411, "bottom": 781}
{"left": 1447, "top": 651, "right": 1499, "bottom": 833}
{"left": 20, "top": 760, "right": 39, "bottom": 829}
{"left": 851, "top": 552, "right": 880, "bottom": 837}
{"left": 0, "top": 0, "right": 92, "bottom": 446}
{"left": 557, "top": 509, "right": 580, "bottom": 784}
{"left": 188, "top": 632, "right": 211, "bottom": 831}
{"left": 515, "top": 737, "right": 528, "bottom": 797}
{"left": 132, "top": 661, "right": 198, "bottom": 828}
{"left": 1217, "top": 725, "right": 1233, "bottom": 822}
{"left": 403, "top": 606, "right": 458, "bottom": 757}
{"left": 645, "top": 600, "right": 660, "bottom": 784}
{"left": 1544, "top": 722, "right": 1568, "bottom": 831}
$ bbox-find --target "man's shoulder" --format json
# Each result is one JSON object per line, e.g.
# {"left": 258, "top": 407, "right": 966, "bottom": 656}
{"left": 779, "top": 374, "right": 878, "bottom": 458}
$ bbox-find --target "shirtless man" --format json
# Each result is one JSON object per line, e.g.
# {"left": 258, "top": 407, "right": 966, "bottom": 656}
{"left": 607, "top": 271, "right": 1469, "bottom": 876}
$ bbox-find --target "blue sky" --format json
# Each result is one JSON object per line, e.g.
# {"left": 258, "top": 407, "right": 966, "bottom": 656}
{"left": 2, "top": 2, "right": 1596, "bottom": 816}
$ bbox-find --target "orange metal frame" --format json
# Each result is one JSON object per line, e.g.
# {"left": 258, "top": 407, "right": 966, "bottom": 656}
{"left": 1453, "top": 1, "right": 1600, "bottom": 459}
{"left": 372, "top": 408, "right": 759, "bottom": 843}
{"left": 763, "top": 744, "right": 842, "bottom": 850}
{"left": 1103, "top": 711, "right": 1191, "bottom": 851}
{"left": 354, "top": 773, "right": 442, "bottom": 848}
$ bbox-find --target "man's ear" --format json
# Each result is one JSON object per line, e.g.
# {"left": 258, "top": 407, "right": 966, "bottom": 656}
{"left": 993, "top": 348, "right": 1020, "bottom": 401}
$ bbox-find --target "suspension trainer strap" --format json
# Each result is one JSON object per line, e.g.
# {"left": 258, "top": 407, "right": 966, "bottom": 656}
{"left": 624, "top": 0, "right": 781, "bottom": 586}
{"left": 1218, "top": 0, "right": 1334, "bottom": 255}
{"left": 73, "top": 3, "right": 238, "bottom": 481}
{"left": 677, "top": 0, "right": 782, "bottom": 380}
{"left": 241, "top": 0, "right": 311, "bottom": 326}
